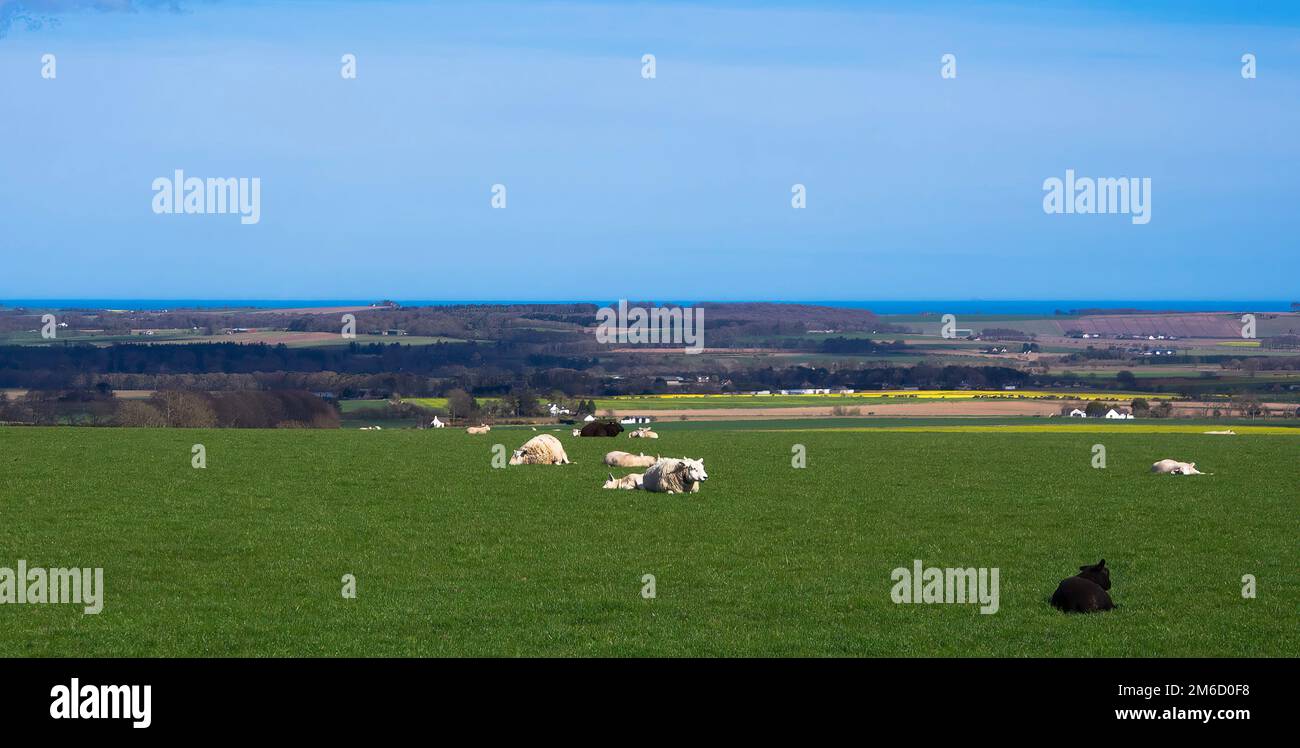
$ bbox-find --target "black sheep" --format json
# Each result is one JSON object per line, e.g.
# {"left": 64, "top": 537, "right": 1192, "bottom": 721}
{"left": 1050, "top": 559, "right": 1116, "bottom": 613}
{"left": 579, "top": 421, "right": 624, "bottom": 437}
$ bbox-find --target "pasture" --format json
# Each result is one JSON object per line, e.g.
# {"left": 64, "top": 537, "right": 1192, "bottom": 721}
{"left": 0, "top": 425, "right": 1295, "bottom": 657}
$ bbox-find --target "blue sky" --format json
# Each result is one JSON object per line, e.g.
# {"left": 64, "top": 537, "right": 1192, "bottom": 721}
{"left": 0, "top": 0, "right": 1297, "bottom": 301}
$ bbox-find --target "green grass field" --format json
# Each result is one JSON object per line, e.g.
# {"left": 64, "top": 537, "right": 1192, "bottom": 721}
{"left": 0, "top": 425, "right": 1295, "bottom": 657}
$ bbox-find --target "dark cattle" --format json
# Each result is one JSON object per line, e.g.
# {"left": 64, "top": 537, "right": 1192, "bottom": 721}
{"left": 1050, "top": 559, "right": 1116, "bottom": 613}
{"left": 579, "top": 421, "right": 624, "bottom": 437}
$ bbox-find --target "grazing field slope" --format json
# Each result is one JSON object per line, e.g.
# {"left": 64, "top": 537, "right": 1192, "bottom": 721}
{"left": 0, "top": 427, "right": 1295, "bottom": 657}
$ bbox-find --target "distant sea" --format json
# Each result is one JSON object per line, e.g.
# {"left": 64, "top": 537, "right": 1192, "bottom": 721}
{"left": 1, "top": 299, "right": 1294, "bottom": 314}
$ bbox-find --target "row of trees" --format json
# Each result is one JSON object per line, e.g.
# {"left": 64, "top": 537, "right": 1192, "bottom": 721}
{"left": 444, "top": 389, "right": 599, "bottom": 419}
{"left": 377, "top": 391, "right": 600, "bottom": 426}
{"left": 1059, "top": 399, "right": 1175, "bottom": 418}
{"left": 1059, "top": 396, "right": 1294, "bottom": 419}
{"left": 0, "top": 390, "right": 339, "bottom": 428}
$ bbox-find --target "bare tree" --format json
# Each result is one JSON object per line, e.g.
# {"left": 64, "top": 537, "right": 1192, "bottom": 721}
{"left": 115, "top": 400, "right": 166, "bottom": 427}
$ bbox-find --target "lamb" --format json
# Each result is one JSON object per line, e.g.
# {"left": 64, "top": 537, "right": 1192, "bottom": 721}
{"left": 642, "top": 457, "right": 708, "bottom": 494}
{"left": 629, "top": 428, "right": 659, "bottom": 439}
{"left": 1050, "top": 559, "right": 1116, "bottom": 613}
{"left": 465, "top": 424, "right": 491, "bottom": 435}
{"left": 572, "top": 429, "right": 582, "bottom": 437}
{"left": 1150, "top": 458, "right": 1210, "bottom": 475}
{"left": 603, "top": 451, "right": 659, "bottom": 468}
{"left": 602, "top": 472, "right": 644, "bottom": 490}
{"left": 508, "top": 434, "right": 571, "bottom": 465}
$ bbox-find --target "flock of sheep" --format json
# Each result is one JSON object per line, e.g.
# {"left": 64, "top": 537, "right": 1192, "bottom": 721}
{"left": 464, "top": 421, "right": 709, "bottom": 494}
{"left": 455, "top": 420, "right": 1209, "bottom": 487}
{"left": 451, "top": 420, "right": 1226, "bottom": 612}
{"left": 603, "top": 452, "right": 709, "bottom": 494}
{"left": 465, "top": 422, "right": 1211, "bottom": 497}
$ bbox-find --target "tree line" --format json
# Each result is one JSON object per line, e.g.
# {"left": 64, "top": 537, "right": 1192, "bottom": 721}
{"left": 0, "top": 389, "right": 339, "bottom": 428}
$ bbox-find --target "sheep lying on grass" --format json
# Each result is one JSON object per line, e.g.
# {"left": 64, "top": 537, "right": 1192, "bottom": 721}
{"left": 1150, "top": 459, "right": 1210, "bottom": 475}
{"left": 465, "top": 424, "right": 491, "bottom": 435}
{"left": 642, "top": 457, "right": 708, "bottom": 494}
{"left": 580, "top": 421, "right": 624, "bottom": 437}
{"left": 1050, "top": 559, "right": 1116, "bottom": 613}
{"left": 508, "top": 434, "right": 571, "bottom": 465}
{"left": 629, "top": 428, "right": 658, "bottom": 439}
{"left": 602, "top": 472, "right": 644, "bottom": 490}
{"left": 603, "top": 451, "right": 658, "bottom": 468}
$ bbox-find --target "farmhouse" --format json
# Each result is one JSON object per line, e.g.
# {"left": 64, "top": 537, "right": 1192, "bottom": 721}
{"left": 1104, "top": 408, "right": 1135, "bottom": 420}
{"left": 619, "top": 416, "right": 653, "bottom": 425}
{"left": 1069, "top": 409, "right": 1086, "bottom": 418}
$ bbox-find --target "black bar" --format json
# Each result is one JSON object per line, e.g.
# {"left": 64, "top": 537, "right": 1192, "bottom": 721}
{"left": 0, "top": 658, "right": 1283, "bottom": 735}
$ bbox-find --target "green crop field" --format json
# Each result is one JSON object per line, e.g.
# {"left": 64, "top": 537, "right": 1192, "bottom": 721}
{"left": 290, "top": 334, "right": 466, "bottom": 348}
{"left": 0, "top": 425, "right": 1295, "bottom": 657}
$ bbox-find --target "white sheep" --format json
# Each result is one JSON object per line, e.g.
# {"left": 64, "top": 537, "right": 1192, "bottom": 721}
{"left": 465, "top": 424, "right": 491, "bottom": 435}
{"left": 508, "top": 433, "right": 571, "bottom": 465}
{"left": 603, "top": 451, "right": 659, "bottom": 468}
{"left": 602, "top": 472, "right": 644, "bottom": 490}
{"left": 629, "top": 428, "right": 659, "bottom": 439}
{"left": 642, "top": 457, "right": 708, "bottom": 493}
{"left": 1150, "top": 458, "right": 1210, "bottom": 476}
